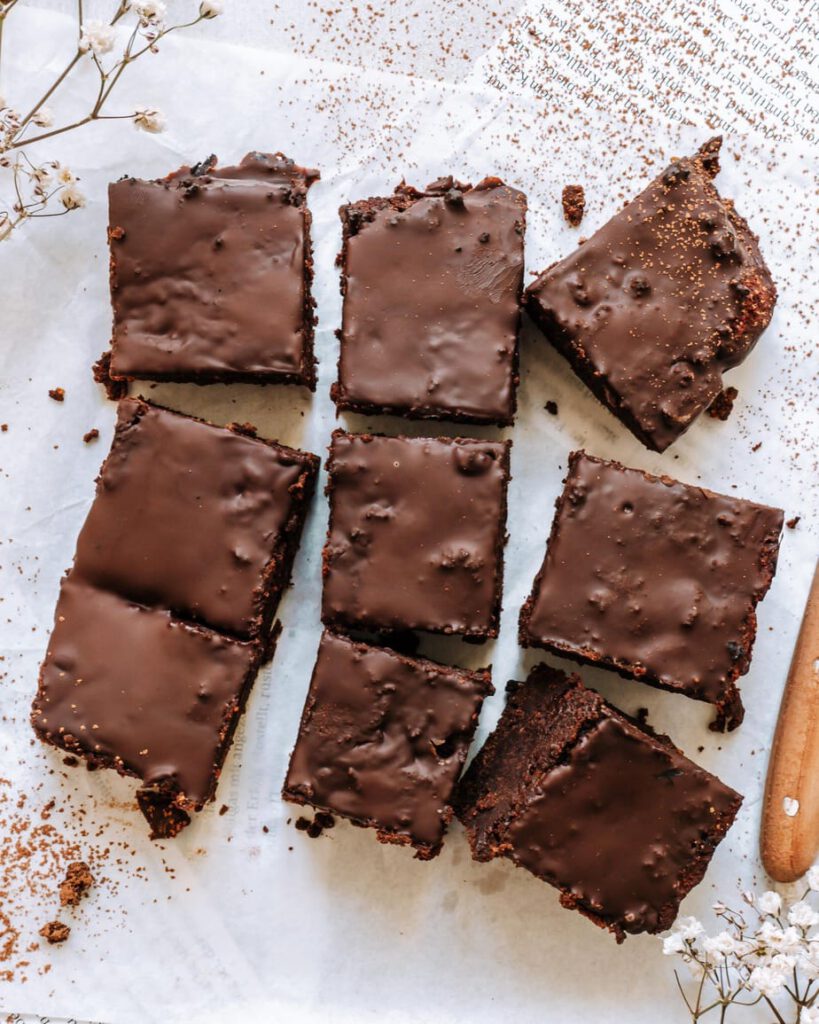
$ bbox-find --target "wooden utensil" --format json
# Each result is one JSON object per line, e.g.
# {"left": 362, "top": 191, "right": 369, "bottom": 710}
{"left": 761, "top": 559, "right": 819, "bottom": 882}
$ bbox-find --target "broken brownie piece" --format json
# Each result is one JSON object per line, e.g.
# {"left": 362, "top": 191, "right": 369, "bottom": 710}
{"left": 283, "top": 630, "right": 493, "bottom": 858}
{"left": 104, "top": 152, "right": 319, "bottom": 390}
{"left": 455, "top": 665, "right": 742, "bottom": 941}
{"left": 525, "top": 138, "right": 776, "bottom": 452}
{"left": 331, "top": 177, "right": 527, "bottom": 425}
{"left": 519, "top": 451, "right": 783, "bottom": 730}
{"left": 32, "top": 399, "right": 318, "bottom": 837}
{"left": 322, "top": 430, "right": 511, "bottom": 639}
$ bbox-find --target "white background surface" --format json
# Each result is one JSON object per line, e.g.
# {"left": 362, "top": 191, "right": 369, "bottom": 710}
{"left": 1, "top": 2, "right": 817, "bottom": 1022}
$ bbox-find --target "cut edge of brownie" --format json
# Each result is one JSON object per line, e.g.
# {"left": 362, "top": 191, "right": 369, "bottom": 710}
{"left": 454, "top": 664, "right": 743, "bottom": 941}
{"left": 111, "top": 397, "right": 319, "bottom": 646}
{"left": 523, "top": 137, "right": 777, "bottom": 453}
{"left": 518, "top": 449, "right": 783, "bottom": 732}
{"left": 282, "top": 629, "right": 495, "bottom": 860}
{"left": 321, "top": 428, "right": 511, "bottom": 641}
{"left": 100, "top": 151, "right": 320, "bottom": 395}
{"left": 31, "top": 605, "right": 263, "bottom": 840}
{"left": 331, "top": 175, "right": 525, "bottom": 427}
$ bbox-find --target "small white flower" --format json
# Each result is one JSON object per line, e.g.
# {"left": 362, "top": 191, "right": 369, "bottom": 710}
{"left": 789, "top": 900, "right": 819, "bottom": 930}
{"left": 133, "top": 107, "right": 166, "bottom": 133}
{"left": 799, "top": 945, "right": 819, "bottom": 980}
{"left": 756, "top": 921, "right": 803, "bottom": 956}
{"left": 56, "top": 165, "right": 77, "bottom": 185}
{"left": 741, "top": 890, "right": 756, "bottom": 906}
{"left": 199, "top": 0, "right": 223, "bottom": 17}
{"left": 61, "top": 183, "right": 86, "bottom": 210}
{"left": 703, "top": 930, "right": 739, "bottom": 962}
{"left": 32, "top": 107, "right": 54, "bottom": 128}
{"left": 807, "top": 866, "right": 819, "bottom": 892}
{"left": 757, "top": 890, "right": 782, "bottom": 916}
{"left": 748, "top": 963, "right": 788, "bottom": 997}
{"left": 663, "top": 932, "right": 687, "bottom": 956}
{"left": 134, "top": 0, "right": 166, "bottom": 25}
{"left": 79, "top": 20, "right": 116, "bottom": 55}
{"left": 674, "top": 916, "right": 705, "bottom": 941}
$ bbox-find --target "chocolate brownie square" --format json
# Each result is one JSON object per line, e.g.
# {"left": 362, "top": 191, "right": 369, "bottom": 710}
{"left": 33, "top": 579, "right": 260, "bottom": 839}
{"left": 525, "top": 138, "right": 776, "bottom": 452}
{"left": 519, "top": 451, "right": 783, "bottom": 730}
{"left": 103, "top": 152, "right": 319, "bottom": 389}
{"left": 455, "top": 665, "right": 742, "bottom": 941}
{"left": 321, "top": 430, "right": 511, "bottom": 639}
{"left": 73, "top": 397, "right": 318, "bottom": 640}
{"left": 331, "top": 177, "right": 527, "bottom": 425}
{"left": 283, "top": 630, "right": 493, "bottom": 858}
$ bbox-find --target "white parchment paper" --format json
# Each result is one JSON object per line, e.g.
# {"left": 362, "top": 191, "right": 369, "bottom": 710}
{"left": 1, "top": 5, "right": 817, "bottom": 1023}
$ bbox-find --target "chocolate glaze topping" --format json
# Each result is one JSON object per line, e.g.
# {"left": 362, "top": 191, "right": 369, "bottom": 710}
{"left": 283, "top": 630, "right": 493, "bottom": 858}
{"left": 107, "top": 152, "right": 319, "bottom": 387}
{"left": 332, "top": 177, "right": 527, "bottom": 425}
{"left": 525, "top": 138, "right": 776, "bottom": 452}
{"left": 322, "top": 430, "right": 511, "bottom": 639}
{"left": 455, "top": 665, "right": 742, "bottom": 941}
{"left": 33, "top": 579, "right": 259, "bottom": 810}
{"left": 519, "top": 451, "right": 783, "bottom": 730}
{"left": 74, "top": 397, "right": 318, "bottom": 639}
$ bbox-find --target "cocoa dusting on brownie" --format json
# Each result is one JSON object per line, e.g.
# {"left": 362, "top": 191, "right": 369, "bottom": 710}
{"left": 48, "top": 388, "right": 65, "bottom": 402}
{"left": 39, "top": 920, "right": 70, "bottom": 945}
{"left": 707, "top": 386, "right": 739, "bottom": 421}
{"left": 59, "top": 861, "right": 93, "bottom": 907}
{"left": 561, "top": 184, "right": 585, "bottom": 226}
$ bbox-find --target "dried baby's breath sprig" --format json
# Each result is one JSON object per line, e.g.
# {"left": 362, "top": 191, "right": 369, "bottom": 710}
{"left": 0, "top": 0, "right": 223, "bottom": 239}
{"left": 663, "top": 872, "right": 819, "bottom": 1022}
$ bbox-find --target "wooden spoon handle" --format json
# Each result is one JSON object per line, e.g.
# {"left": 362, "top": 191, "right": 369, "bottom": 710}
{"left": 761, "top": 560, "right": 819, "bottom": 883}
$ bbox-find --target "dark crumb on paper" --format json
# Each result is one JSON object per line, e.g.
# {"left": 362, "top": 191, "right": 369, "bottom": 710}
{"left": 59, "top": 861, "right": 93, "bottom": 907}
{"left": 752, "top": 442, "right": 763, "bottom": 452}
{"left": 561, "top": 184, "right": 585, "bottom": 227}
{"left": 707, "top": 386, "right": 739, "bottom": 421}
{"left": 62, "top": 755, "right": 78, "bottom": 766}
{"left": 786, "top": 516, "right": 801, "bottom": 529}
{"left": 83, "top": 429, "right": 99, "bottom": 444}
{"left": 262, "top": 825, "right": 269, "bottom": 834}
{"left": 1, "top": 424, "right": 7, "bottom": 432}
{"left": 39, "top": 921, "right": 70, "bottom": 945}
{"left": 294, "top": 812, "right": 335, "bottom": 839}
{"left": 545, "top": 400, "right": 559, "bottom": 416}
{"left": 48, "top": 388, "right": 65, "bottom": 403}
{"left": 219, "top": 804, "right": 229, "bottom": 816}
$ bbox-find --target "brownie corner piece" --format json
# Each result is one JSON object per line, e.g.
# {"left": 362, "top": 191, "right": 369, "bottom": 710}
{"left": 519, "top": 450, "right": 784, "bottom": 731}
{"left": 524, "top": 136, "right": 776, "bottom": 451}
{"left": 105, "top": 151, "right": 319, "bottom": 390}
{"left": 283, "top": 630, "right": 493, "bottom": 858}
{"left": 333, "top": 176, "right": 527, "bottom": 425}
{"left": 455, "top": 664, "right": 742, "bottom": 941}
{"left": 32, "top": 579, "right": 261, "bottom": 837}
{"left": 321, "top": 430, "right": 511, "bottom": 639}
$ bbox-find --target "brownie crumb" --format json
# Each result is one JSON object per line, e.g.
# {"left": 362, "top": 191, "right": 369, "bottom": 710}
{"left": 545, "top": 400, "right": 559, "bottom": 416}
{"left": 218, "top": 804, "right": 229, "bottom": 816}
{"left": 39, "top": 920, "right": 70, "bottom": 945}
{"left": 48, "top": 388, "right": 65, "bottom": 402}
{"left": 1, "top": 423, "right": 7, "bottom": 432}
{"left": 635, "top": 707, "right": 650, "bottom": 726}
{"left": 92, "top": 352, "right": 129, "bottom": 400}
{"left": 294, "top": 816, "right": 311, "bottom": 831}
{"left": 561, "top": 184, "right": 585, "bottom": 227}
{"left": 59, "top": 861, "right": 93, "bottom": 907}
{"left": 707, "top": 386, "right": 739, "bottom": 421}
{"left": 294, "top": 811, "right": 336, "bottom": 839}
{"left": 262, "top": 825, "right": 269, "bottom": 834}
{"left": 83, "top": 429, "right": 100, "bottom": 444}
{"left": 62, "top": 755, "right": 79, "bottom": 767}
{"left": 315, "top": 812, "right": 335, "bottom": 831}
{"left": 752, "top": 442, "right": 763, "bottom": 452}
{"left": 786, "top": 516, "right": 801, "bottom": 529}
